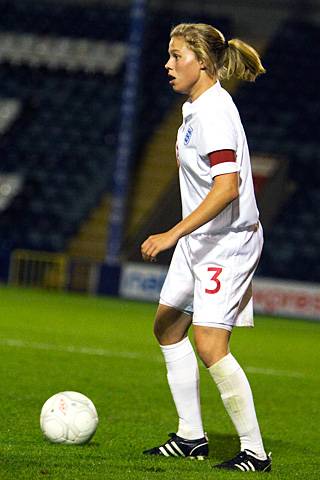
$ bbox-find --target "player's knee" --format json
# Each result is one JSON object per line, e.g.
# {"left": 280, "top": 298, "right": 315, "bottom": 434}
{"left": 194, "top": 329, "right": 230, "bottom": 367}
{"left": 153, "top": 320, "right": 164, "bottom": 343}
{"left": 196, "top": 345, "right": 226, "bottom": 368}
{"left": 154, "top": 319, "right": 190, "bottom": 346}
{"left": 153, "top": 321, "right": 181, "bottom": 345}
{"left": 153, "top": 305, "right": 191, "bottom": 345}
{"left": 194, "top": 343, "right": 216, "bottom": 367}
{"left": 153, "top": 316, "right": 172, "bottom": 344}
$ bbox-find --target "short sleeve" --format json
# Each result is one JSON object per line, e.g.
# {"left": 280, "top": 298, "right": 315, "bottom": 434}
{"left": 208, "top": 149, "right": 240, "bottom": 178}
{"left": 198, "top": 109, "right": 237, "bottom": 157}
{"left": 211, "top": 161, "right": 240, "bottom": 178}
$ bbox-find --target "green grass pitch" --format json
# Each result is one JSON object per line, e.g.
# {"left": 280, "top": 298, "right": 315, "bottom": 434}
{"left": 0, "top": 285, "right": 319, "bottom": 479}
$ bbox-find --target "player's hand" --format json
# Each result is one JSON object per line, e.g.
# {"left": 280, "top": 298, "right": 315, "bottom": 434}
{"left": 141, "top": 230, "right": 179, "bottom": 262}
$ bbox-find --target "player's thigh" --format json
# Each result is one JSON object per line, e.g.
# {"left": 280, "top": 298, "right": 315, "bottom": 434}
{"left": 159, "top": 237, "right": 194, "bottom": 317}
{"left": 154, "top": 304, "right": 192, "bottom": 345}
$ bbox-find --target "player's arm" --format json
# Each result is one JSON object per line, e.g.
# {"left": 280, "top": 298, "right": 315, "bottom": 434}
{"left": 172, "top": 170, "right": 238, "bottom": 236}
{"left": 141, "top": 171, "right": 239, "bottom": 261}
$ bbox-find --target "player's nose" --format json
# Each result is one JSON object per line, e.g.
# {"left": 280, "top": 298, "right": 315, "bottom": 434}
{"left": 165, "top": 57, "right": 173, "bottom": 71}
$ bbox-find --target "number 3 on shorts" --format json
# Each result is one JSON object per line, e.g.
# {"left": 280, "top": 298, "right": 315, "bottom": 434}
{"left": 205, "top": 267, "right": 223, "bottom": 294}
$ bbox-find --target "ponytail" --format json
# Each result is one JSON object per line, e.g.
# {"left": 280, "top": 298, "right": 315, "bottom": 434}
{"left": 221, "top": 39, "right": 266, "bottom": 82}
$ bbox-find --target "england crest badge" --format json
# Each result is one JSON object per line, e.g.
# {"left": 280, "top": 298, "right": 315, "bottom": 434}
{"left": 184, "top": 125, "right": 193, "bottom": 145}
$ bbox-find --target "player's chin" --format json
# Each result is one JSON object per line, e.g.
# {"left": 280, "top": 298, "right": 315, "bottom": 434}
{"left": 169, "top": 80, "right": 181, "bottom": 92}
{"left": 171, "top": 83, "right": 188, "bottom": 95}
{"left": 171, "top": 84, "right": 183, "bottom": 93}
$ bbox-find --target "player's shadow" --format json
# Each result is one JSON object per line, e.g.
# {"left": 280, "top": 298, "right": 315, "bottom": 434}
{"left": 206, "top": 432, "right": 239, "bottom": 460}
{"left": 207, "top": 432, "right": 300, "bottom": 460}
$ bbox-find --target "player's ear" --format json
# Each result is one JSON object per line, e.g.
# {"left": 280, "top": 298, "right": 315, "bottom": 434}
{"left": 199, "top": 60, "right": 206, "bottom": 71}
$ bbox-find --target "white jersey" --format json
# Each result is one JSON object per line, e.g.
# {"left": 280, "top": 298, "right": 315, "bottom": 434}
{"left": 177, "top": 81, "right": 259, "bottom": 235}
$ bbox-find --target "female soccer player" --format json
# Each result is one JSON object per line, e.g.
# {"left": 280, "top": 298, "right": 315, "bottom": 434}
{"left": 141, "top": 24, "right": 271, "bottom": 472}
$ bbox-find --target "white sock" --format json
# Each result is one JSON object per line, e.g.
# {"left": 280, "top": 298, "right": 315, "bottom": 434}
{"left": 209, "top": 353, "right": 267, "bottom": 459}
{"left": 160, "top": 337, "right": 204, "bottom": 440}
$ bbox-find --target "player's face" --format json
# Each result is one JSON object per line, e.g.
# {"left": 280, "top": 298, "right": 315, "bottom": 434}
{"left": 165, "top": 37, "right": 204, "bottom": 98}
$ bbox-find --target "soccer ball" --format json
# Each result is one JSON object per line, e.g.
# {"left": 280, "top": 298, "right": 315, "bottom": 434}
{"left": 40, "top": 391, "right": 99, "bottom": 445}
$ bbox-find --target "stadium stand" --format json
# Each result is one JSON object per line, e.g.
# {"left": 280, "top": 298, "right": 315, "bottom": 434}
{"left": 0, "top": 0, "right": 129, "bottom": 257}
{"left": 234, "top": 20, "right": 320, "bottom": 282}
{"left": 0, "top": 0, "right": 230, "bottom": 262}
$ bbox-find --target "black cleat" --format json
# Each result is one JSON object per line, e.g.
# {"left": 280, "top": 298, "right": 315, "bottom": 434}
{"left": 213, "top": 449, "right": 272, "bottom": 472}
{"left": 143, "top": 433, "right": 208, "bottom": 460}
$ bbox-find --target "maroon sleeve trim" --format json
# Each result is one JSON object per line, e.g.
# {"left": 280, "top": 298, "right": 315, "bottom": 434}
{"left": 208, "top": 149, "right": 236, "bottom": 167}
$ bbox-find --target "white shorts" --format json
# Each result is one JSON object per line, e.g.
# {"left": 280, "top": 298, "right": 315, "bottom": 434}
{"left": 160, "top": 224, "right": 263, "bottom": 330}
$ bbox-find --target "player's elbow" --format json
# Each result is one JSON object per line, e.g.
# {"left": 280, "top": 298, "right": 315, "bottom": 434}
{"left": 226, "top": 183, "right": 239, "bottom": 203}
{"left": 213, "top": 172, "right": 239, "bottom": 204}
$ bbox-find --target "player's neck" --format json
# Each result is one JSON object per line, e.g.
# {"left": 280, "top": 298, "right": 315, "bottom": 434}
{"left": 189, "top": 76, "right": 217, "bottom": 102}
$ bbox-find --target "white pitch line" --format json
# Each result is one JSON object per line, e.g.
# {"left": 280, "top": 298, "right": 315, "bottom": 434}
{"left": 245, "top": 366, "right": 305, "bottom": 379}
{"left": 0, "top": 338, "right": 306, "bottom": 378}
{"left": 0, "top": 338, "right": 147, "bottom": 360}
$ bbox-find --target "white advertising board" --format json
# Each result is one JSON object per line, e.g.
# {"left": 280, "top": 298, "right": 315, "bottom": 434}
{"left": 120, "top": 262, "right": 168, "bottom": 302}
{"left": 253, "top": 277, "right": 320, "bottom": 320}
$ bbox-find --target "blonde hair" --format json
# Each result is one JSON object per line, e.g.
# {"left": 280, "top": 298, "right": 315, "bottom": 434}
{"left": 170, "top": 23, "right": 265, "bottom": 82}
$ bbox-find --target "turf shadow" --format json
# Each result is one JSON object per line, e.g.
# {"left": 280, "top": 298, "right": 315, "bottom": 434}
{"left": 207, "top": 433, "right": 300, "bottom": 461}
{"left": 206, "top": 432, "right": 239, "bottom": 460}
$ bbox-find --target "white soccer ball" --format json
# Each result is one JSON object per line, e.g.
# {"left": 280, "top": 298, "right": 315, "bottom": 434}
{"left": 40, "top": 391, "right": 99, "bottom": 445}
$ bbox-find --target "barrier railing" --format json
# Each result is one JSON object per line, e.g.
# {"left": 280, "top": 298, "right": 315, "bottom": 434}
{"left": 9, "top": 250, "right": 69, "bottom": 290}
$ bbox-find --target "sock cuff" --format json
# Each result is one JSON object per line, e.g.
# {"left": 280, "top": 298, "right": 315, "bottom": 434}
{"left": 160, "top": 337, "right": 194, "bottom": 363}
{"left": 208, "top": 353, "right": 241, "bottom": 383}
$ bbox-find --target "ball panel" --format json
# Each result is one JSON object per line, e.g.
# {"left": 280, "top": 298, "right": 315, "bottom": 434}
{"left": 41, "top": 415, "right": 68, "bottom": 443}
